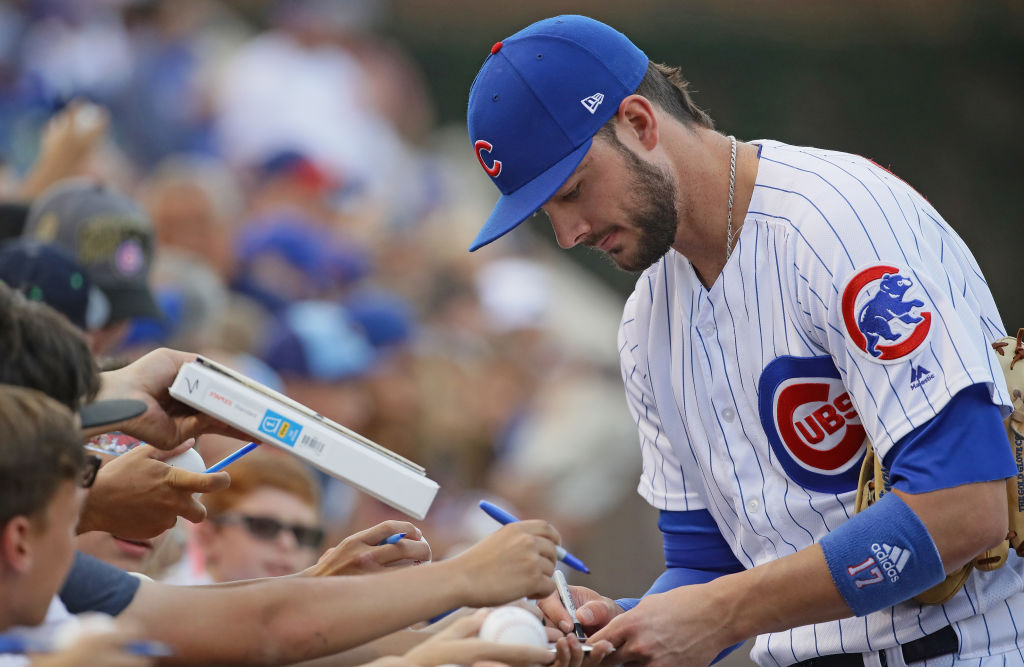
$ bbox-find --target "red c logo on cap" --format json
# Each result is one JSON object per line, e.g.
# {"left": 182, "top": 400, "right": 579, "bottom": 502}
{"left": 474, "top": 140, "right": 502, "bottom": 178}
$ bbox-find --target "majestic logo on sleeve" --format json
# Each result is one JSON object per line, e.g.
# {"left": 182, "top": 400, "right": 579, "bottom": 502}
{"left": 474, "top": 140, "right": 502, "bottom": 178}
{"left": 758, "top": 356, "right": 867, "bottom": 493}
{"left": 841, "top": 265, "right": 932, "bottom": 362}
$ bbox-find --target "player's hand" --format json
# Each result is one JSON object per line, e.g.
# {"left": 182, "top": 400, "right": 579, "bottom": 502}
{"left": 92, "top": 348, "right": 249, "bottom": 450}
{"left": 78, "top": 440, "right": 230, "bottom": 539}
{"left": 588, "top": 585, "right": 730, "bottom": 667}
{"left": 451, "top": 521, "right": 560, "bottom": 606}
{"left": 537, "top": 585, "right": 622, "bottom": 637}
{"left": 304, "top": 521, "right": 431, "bottom": 576}
{"left": 400, "top": 608, "right": 556, "bottom": 667}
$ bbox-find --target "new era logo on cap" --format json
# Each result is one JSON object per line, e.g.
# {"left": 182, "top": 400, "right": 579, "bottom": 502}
{"left": 580, "top": 93, "right": 604, "bottom": 114}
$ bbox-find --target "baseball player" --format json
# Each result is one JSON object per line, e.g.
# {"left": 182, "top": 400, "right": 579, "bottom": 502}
{"left": 464, "top": 14, "right": 1024, "bottom": 667}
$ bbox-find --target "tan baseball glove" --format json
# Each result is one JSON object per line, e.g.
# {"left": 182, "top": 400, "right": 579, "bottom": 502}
{"left": 854, "top": 329, "right": 1024, "bottom": 605}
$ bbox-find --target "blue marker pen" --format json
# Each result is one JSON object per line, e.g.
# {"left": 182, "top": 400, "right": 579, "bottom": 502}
{"left": 377, "top": 532, "right": 406, "bottom": 546}
{"left": 478, "top": 500, "right": 590, "bottom": 574}
{"left": 205, "top": 442, "right": 259, "bottom": 473}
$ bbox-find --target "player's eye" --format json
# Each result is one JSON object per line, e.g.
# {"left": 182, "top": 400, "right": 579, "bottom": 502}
{"left": 562, "top": 182, "right": 581, "bottom": 201}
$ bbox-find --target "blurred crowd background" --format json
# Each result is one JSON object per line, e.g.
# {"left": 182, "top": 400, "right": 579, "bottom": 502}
{"left": 0, "top": 0, "right": 1019, "bottom": 616}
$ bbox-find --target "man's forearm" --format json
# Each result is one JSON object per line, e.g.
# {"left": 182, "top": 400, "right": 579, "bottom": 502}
{"left": 124, "top": 560, "right": 471, "bottom": 664}
{"left": 696, "top": 480, "right": 1009, "bottom": 648}
{"left": 702, "top": 545, "right": 849, "bottom": 648}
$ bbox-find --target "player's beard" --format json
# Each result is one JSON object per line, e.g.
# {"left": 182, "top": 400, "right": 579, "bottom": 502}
{"left": 601, "top": 136, "right": 679, "bottom": 273}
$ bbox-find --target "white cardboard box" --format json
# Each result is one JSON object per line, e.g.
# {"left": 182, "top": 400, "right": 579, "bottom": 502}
{"left": 169, "top": 356, "right": 439, "bottom": 519}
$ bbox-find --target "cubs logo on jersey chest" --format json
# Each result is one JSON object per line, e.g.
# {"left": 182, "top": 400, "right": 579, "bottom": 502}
{"left": 758, "top": 355, "right": 867, "bottom": 493}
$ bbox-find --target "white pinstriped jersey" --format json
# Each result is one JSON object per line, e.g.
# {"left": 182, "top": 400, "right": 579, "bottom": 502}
{"left": 618, "top": 140, "right": 1024, "bottom": 666}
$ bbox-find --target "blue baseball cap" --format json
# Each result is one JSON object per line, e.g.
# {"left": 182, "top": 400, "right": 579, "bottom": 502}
{"left": 261, "top": 301, "right": 376, "bottom": 382}
{"left": 0, "top": 238, "right": 110, "bottom": 330}
{"left": 466, "top": 15, "right": 648, "bottom": 251}
{"left": 345, "top": 288, "right": 416, "bottom": 350}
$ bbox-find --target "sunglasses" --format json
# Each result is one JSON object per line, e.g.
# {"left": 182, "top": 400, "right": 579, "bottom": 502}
{"left": 212, "top": 514, "right": 324, "bottom": 550}
{"left": 79, "top": 454, "right": 101, "bottom": 489}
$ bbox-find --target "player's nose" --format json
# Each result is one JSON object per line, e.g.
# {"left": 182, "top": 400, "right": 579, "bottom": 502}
{"left": 548, "top": 213, "right": 591, "bottom": 249}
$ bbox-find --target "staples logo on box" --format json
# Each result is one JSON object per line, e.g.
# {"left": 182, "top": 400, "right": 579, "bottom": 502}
{"left": 209, "top": 390, "right": 233, "bottom": 406}
{"left": 259, "top": 409, "right": 302, "bottom": 447}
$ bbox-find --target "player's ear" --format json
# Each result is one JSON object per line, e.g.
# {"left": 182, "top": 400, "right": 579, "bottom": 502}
{"left": 617, "top": 95, "right": 659, "bottom": 151}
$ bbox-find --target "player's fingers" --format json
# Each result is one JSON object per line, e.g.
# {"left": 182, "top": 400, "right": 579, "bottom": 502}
{"left": 586, "top": 612, "right": 629, "bottom": 648}
{"left": 585, "top": 639, "right": 616, "bottom": 664}
{"left": 167, "top": 468, "right": 230, "bottom": 494}
{"left": 575, "top": 599, "right": 619, "bottom": 632}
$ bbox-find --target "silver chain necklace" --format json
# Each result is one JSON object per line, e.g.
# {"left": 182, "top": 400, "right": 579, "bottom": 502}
{"left": 725, "top": 135, "right": 737, "bottom": 262}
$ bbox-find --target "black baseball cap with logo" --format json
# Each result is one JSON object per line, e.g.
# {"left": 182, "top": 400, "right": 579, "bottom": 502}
{"left": 22, "top": 179, "right": 161, "bottom": 326}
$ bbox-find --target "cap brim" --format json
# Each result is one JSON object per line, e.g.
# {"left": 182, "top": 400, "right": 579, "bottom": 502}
{"left": 469, "top": 138, "right": 592, "bottom": 252}
{"left": 79, "top": 398, "right": 147, "bottom": 430}
{"left": 101, "top": 284, "right": 162, "bottom": 324}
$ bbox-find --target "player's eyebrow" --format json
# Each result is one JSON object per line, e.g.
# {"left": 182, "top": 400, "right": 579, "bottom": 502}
{"left": 554, "top": 157, "right": 591, "bottom": 198}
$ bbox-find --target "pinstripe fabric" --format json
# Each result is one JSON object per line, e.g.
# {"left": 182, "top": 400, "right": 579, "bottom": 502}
{"left": 617, "top": 141, "right": 1024, "bottom": 666}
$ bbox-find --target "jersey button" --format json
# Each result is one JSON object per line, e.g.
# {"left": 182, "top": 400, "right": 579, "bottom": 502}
{"left": 700, "top": 324, "right": 715, "bottom": 337}
{"left": 722, "top": 407, "right": 736, "bottom": 422}
{"left": 746, "top": 498, "right": 761, "bottom": 514}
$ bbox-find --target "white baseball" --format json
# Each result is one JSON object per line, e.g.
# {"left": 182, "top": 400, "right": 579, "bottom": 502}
{"left": 165, "top": 447, "right": 206, "bottom": 474}
{"left": 478, "top": 606, "right": 548, "bottom": 648}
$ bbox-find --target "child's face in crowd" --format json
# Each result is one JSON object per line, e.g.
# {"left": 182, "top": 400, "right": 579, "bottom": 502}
{"left": 201, "top": 486, "right": 322, "bottom": 582}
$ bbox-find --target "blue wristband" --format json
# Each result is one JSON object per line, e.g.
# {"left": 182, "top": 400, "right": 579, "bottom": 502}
{"left": 821, "top": 492, "right": 945, "bottom": 616}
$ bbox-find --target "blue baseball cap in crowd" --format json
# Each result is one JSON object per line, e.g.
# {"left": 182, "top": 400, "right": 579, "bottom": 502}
{"left": 466, "top": 15, "right": 649, "bottom": 251}
{"left": 345, "top": 288, "right": 416, "bottom": 350}
{"left": 0, "top": 238, "right": 110, "bottom": 330}
{"left": 261, "top": 301, "right": 376, "bottom": 382}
